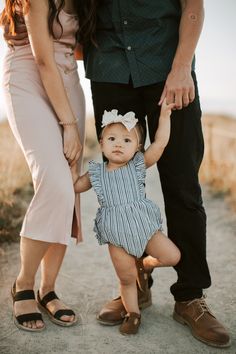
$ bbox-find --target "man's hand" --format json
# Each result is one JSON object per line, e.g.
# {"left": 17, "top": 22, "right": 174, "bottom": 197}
{"left": 3, "top": 22, "right": 29, "bottom": 47}
{"left": 159, "top": 64, "right": 195, "bottom": 110}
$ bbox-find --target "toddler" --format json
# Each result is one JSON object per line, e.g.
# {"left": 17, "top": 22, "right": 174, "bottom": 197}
{"left": 73, "top": 99, "right": 181, "bottom": 335}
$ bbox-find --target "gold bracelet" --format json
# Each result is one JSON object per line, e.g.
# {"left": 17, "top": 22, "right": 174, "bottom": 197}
{"left": 59, "top": 119, "right": 78, "bottom": 126}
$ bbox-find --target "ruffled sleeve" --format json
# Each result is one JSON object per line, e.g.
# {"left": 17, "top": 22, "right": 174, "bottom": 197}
{"left": 132, "top": 152, "right": 146, "bottom": 184}
{"left": 88, "top": 161, "right": 104, "bottom": 205}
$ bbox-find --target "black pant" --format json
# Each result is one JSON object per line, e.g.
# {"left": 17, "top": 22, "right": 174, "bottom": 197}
{"left": 90, "top": 73, "right": 211, "bottom": 301}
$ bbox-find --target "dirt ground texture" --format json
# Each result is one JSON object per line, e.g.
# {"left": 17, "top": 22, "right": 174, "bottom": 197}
{"left": 0, "top": 165, "right": 236, "bottom": 354}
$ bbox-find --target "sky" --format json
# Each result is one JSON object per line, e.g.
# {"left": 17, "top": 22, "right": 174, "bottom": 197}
{"left": 0, "top": 0, "right": 236, "bottom": 120}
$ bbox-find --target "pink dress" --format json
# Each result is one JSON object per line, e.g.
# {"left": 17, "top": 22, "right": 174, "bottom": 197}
{"left": 2, "top": 9, "right": 85, "bottom": 244}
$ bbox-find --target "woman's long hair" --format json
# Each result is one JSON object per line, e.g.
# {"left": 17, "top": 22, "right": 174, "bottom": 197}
{"left": 0, "top": 0, "right": 65, "bottom": 38}
{"left": 76, "top": 0, "right": 98, "bottom": 45}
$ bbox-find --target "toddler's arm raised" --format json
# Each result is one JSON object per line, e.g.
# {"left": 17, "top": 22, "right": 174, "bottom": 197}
{"left": 144, "top": 99, "right": 175, "bottom": 168}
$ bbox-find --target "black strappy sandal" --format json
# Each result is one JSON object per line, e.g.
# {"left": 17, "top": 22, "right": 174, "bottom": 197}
{"left": 11, "top": 282, "right": 45, "bottom": 332}
{"left": 37, "top": 290, "right": 77, "bottom": 327}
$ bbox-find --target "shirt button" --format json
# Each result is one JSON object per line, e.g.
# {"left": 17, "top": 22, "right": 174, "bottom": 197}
{"left": 127, "top": 46, "right": 132, "bottom": 51}
{"left": 124, "top": 20, "right": 128, "bottom": 25}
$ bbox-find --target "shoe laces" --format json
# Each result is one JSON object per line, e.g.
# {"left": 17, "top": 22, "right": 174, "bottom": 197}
{"left": 187, "top": 295, "right": 214, "bottom": 322}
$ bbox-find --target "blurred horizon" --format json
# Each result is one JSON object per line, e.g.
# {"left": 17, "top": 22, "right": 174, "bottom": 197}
{"left": 0, "top": 0, "right": 236, "bottom": 121}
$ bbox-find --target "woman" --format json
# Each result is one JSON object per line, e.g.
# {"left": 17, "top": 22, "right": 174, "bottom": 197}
{"left": 0, "top": 0, "right": 93, "bottom": 331}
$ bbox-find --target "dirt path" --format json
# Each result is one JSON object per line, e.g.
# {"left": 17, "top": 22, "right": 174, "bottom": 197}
{"left": 0, "top": 165, "right": 235, "bottom": 354}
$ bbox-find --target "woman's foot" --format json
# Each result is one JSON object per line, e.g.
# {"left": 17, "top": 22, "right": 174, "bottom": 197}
{"left": 12, "top": 282, "right": 45, "bottom": 331}
{"left": 37, "top": 289, "right": 77, "bottom": 326}
{"left": 119, "top": 312, "right": 141, "bottom": 335}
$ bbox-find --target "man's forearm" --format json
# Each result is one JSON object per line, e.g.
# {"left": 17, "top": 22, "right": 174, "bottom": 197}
{"left": 172, "top": 0, "right": 204, "bottom": 69}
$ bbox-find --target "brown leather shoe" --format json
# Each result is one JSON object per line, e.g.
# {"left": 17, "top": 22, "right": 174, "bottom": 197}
{"left": 135, "top": 257, "right": 151, "bottom": 292}
{"left": 173, "top": 296, "right": 231, "bottom": 348}
{"left": 138, "top": 286, "right": 152, "bottom": 310}
{"left": 119, "top": 312, "right": 141, "bottom": 335}
{"left": 96, "top": 296, "right": 126, "bottom": 326}
{"left": 96, "top": 287, "right": 152, "bottom": 326}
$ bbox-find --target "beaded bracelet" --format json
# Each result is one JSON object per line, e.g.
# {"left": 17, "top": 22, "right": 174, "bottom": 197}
{"left": 59, "top": 118, "right": 78, "bottom": 126}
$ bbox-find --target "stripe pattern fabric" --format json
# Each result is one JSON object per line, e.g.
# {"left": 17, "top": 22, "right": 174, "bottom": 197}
{"left": 88, "top": 152, "right": 163, "bottom": 257}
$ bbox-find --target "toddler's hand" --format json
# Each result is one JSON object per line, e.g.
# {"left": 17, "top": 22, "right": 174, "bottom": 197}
{"left": 160, "top": 98, "right": 175, "bottom": 117}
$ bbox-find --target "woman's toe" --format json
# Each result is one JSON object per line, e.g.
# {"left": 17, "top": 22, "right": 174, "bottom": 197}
{"left": 31, "top": 321, "right": 36, "bottom": 329}
{"left": 36, "top": 320, "right": 44, "bottom": 328}
{"left": 26, "top": 321, "right": 32, "bottom": 328}
{"left": 61, "top": 315, "right": 74, "bottom": 322}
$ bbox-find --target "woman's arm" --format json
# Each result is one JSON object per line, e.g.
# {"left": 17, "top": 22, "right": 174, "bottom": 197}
{"left": 73, "top": 172, "right": 92, "bottom": 193}
{"left": 144, "top": 100, "right": 174, "bottom": 168}
{"left": 24, "top": 0, "right": 82, "bottom": 163}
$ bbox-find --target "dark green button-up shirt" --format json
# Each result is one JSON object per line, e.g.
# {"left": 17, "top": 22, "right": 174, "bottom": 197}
{"left": 84, "top": 0, "right": 195, "bottom": 88}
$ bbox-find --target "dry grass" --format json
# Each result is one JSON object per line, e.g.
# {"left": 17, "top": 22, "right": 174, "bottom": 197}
{"left": 0, "top": 121, "right": 33, "bottom": 242}
{"left": 0, "top": 122, "right": 32, "bottom": 203}
{"left": 200, "top": 114, "right": 236, "bottom": 209}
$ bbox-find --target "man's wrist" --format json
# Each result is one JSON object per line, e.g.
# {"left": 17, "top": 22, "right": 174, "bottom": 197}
{"left": 171, "top": 61, "right": 192, "bottom": 71}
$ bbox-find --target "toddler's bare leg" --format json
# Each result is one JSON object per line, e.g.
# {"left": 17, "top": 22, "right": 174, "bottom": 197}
{"left": 145, "top": 231, "right": 181, "bottom": 267}
{"left": 108, "top": 244, "right": 140, "bottom": 314}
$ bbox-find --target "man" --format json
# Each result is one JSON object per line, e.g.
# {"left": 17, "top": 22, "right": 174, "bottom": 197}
{"left": 82, "top": 0, "right": 230, "bottom": 348}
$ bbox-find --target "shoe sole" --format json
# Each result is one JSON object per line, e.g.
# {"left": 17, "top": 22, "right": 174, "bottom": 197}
{"left": 119, "top": 329, "right": 139, "bottom": 336}
{"left": 96, "top": 314, "right": 123, "bottom": 326}
{"left": 37, "top": 302, "right": 78, "bottom": 327}
{"left": 13, "top": 314, "right": 45, "bottom": 332}
{"left": 173, "top": 311, "right": 231, "bottom": 348}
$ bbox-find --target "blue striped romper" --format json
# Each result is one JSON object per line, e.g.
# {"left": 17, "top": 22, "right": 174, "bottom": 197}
{"left": 88, "top": 152, "right": 163, "bottom": 257}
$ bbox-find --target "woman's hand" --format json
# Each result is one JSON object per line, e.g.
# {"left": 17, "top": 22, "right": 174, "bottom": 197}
{"left": 63, "top": 125, "right": 82, "bottom": 166}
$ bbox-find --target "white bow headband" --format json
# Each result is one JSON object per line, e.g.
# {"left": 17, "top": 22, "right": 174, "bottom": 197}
{"left": 101, "top": 110, "right": 138, "bottom": 131}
